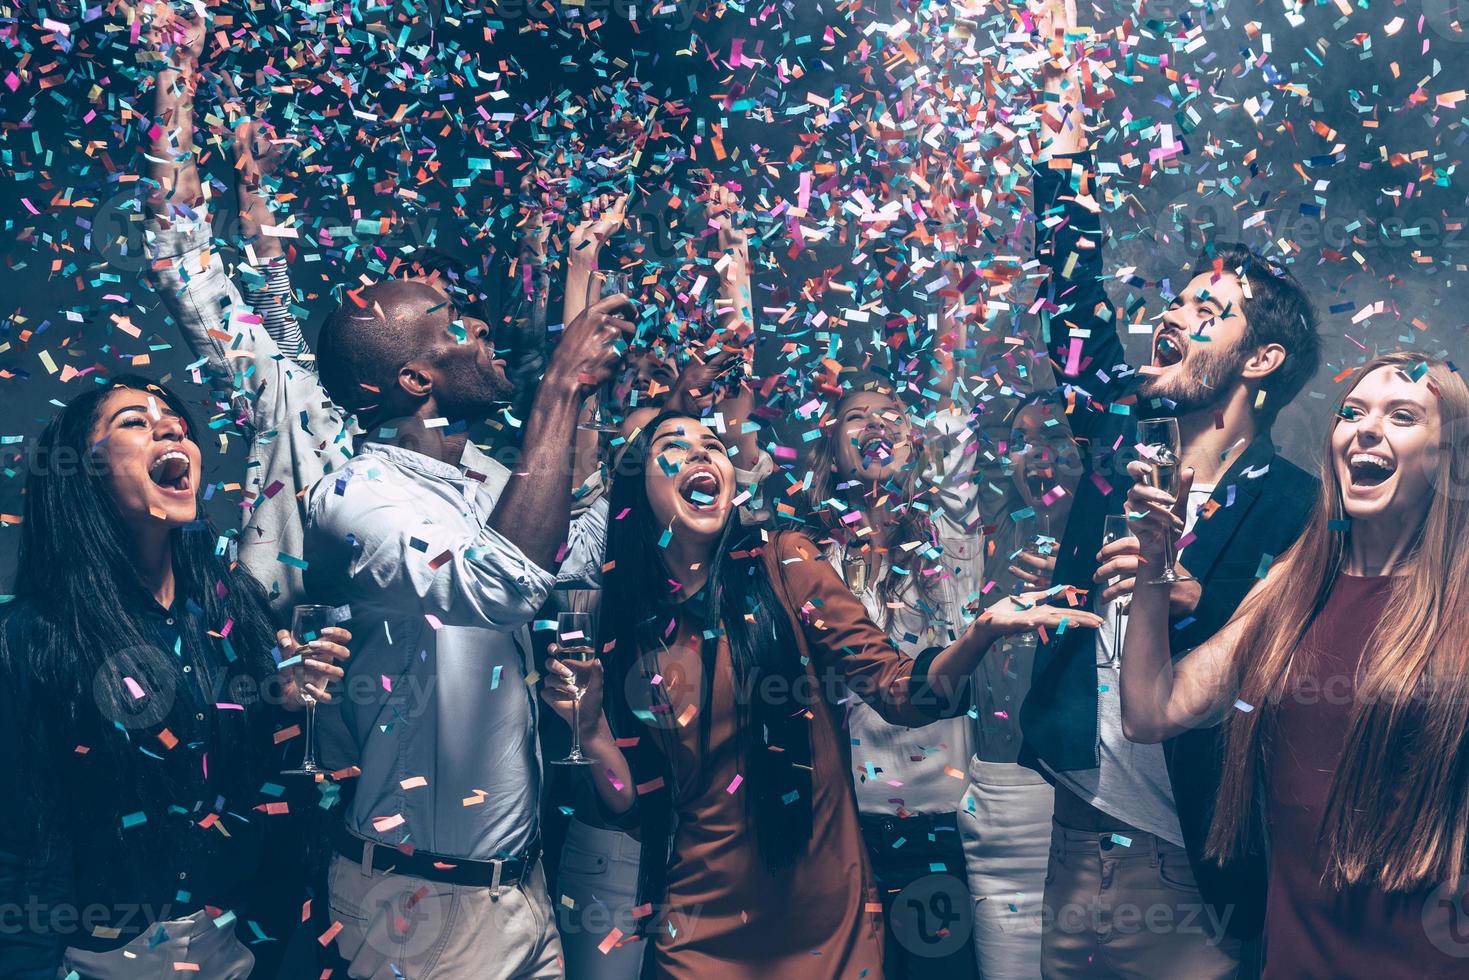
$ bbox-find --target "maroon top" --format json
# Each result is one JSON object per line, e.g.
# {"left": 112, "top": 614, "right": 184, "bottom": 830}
{"left": 1264, "top": 573, "right": 1469, "bottom": 977}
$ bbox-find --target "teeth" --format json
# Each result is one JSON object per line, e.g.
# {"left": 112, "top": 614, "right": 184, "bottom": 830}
{"left": 1350, "top": 452, "right": 1394, "bottom": 471}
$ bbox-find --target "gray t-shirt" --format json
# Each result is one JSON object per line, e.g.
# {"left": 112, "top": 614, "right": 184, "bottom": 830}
{"left": 1042, "top": 484, "right": 1215, "bottom": 847}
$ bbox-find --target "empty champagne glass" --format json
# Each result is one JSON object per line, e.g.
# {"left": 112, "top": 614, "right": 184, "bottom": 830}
{"left": 579, "top": 271, "right": 632, "bottom": 433}
{"left": 551, "top": 611, "right": 597, "bottom": 766}
{"left": 1098, "top": 514, "right": 1135, "bottom": 668}
{"left": 1135, "top": 417, "right": 1194, "bottom": 586}
{"left": 282, "top": 604, "right": 334, "bottom": 776}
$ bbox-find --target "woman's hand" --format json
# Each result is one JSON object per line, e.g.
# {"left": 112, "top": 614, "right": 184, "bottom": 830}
{"left": 1123, "top": 460, "right": 1194, "bottom": 562}
{"left": 276, "top": 626, "right": 351, "bottom": 708}
{"left": 667, "top": 344, "right": 744, "bottom": 415}
{"left": 970, "top": 589, "right": 1104, "bottom": 645}
{"left": 1008, "top": 548, "right": 1056, "bottom": 589}
{"left": 569, "top": 192, "right": 629, "bottom": 270}
{"left": 541, "top": 645, "right": 605, "bottom": 737}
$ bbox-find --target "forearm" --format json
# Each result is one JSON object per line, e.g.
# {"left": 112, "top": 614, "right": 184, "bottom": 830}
{"left": 581, "top": 715, "right": 636, "bottom": 815}
{"left": 238, "top": 180, "right": 284, "bottom": 261}
{"left": 1118, "top": 577, "right": 1182, "bottom": 743}
{"left": 564, "top": 259, "right": 596, "bottom": 327}
{"left": 487, "top": 374, "right": 582, "bottom": 569}
{"left": 145, "top": 63, "right": 202, "bottom": 217}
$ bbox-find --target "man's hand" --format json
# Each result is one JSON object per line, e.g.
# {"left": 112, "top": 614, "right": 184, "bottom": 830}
{"left": 1009, "top": 548, "right": 1056, "bottom": 589}
{"left": 544, "top": 292, "right": 637, "bottom": 395}
{"left": 1095, "top": 537, "right": 1202, "bottom": 618}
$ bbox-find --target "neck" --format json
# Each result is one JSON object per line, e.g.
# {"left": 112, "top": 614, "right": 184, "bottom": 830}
{"left": 1177, "top": 391, "right": 1260, "bottom": 484}
{"left": 375, "top": 414, "right": 468, "bottom": 466}
{"left": 133, "top": 526, "right": 176, "bottom": 607}
{"left": 1344, "top": 515, "right": 1419, "bottom": 576}
{"left": 662, "top": 535, "right": 714, "bottom": 601}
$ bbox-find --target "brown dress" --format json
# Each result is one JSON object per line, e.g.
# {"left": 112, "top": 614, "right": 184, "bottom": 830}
{"left": 644, "top": 531, "right": 943, "bottom": 980}
{"left": 1264, "top": 573, "right": 1467, "bottom": 977}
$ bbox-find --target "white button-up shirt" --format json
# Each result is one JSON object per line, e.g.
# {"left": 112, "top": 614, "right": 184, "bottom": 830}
{"left": 304, "top": 440, "right": 606, "bottom": 860}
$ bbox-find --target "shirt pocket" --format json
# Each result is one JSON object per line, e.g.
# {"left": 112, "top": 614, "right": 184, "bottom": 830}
{"left": 559, "top": 843, "right": 610, "bottom": 879}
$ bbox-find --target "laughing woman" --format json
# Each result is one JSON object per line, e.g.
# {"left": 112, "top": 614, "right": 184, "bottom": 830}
{"left": 1117, "top": 352, "right": 1469, "bottom": 977}
{"left": 540, "top": 411, "right": 1101, "bottom": 979}
{"left": 0, "top": 377, "right": 348, "bottom": 979}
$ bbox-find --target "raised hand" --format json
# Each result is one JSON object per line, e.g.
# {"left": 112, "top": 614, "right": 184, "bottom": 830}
{"left": 546, "top": 292, "right": 637, "bottom": 395}
{"left": 235, "top": 119, "right": 295, "bottom": 187}
{"left": 127, "top": 0, "right": 206, "bottom": 66}
{"left": 668, "top": 343, "right": 745, "bottom": 415}
{"left": 569, "top": 192, "right": 629, "bottom": 270}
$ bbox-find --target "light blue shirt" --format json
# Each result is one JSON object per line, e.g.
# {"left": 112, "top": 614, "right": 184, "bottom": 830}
{"left": 304, "top": 440, "right": 606, "bottom": 860}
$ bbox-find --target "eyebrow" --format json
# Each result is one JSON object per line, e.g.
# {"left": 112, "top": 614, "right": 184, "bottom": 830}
{"left": 108, "top": 404, "right": 183, "bottom": 424}
{"left": 1343, "top": 396, "right": 1427, "bottom": 411}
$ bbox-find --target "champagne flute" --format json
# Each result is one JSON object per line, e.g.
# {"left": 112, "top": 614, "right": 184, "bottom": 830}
{"left": 842, "top": 545, "right": 870, "bottom": 597}
{"left": 1098, "top": 515, "right": 1135, "bottom": 669}
{"left": 550, "top": 611, "right": 597, "bottom": 766}
{"left": 579, "top": 271, "right": 632, "bottom": 433}
{"left": 1135, "top": 417, "right": 1194, "bottom": 586}
{"left": 282, "top": 604, "right": 334, "bottom": 776}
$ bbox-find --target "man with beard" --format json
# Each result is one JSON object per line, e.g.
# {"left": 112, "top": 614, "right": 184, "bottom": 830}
{"left": 1014, "top": 3, "right": 1322, "bottom": 976}
{"left": 303, "top": 277, "right": 635, "bottom": 979}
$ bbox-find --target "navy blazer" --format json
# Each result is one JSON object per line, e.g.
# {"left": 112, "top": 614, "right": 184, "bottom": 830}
{"left": 1017, "top": 154, "right": 1320, "bottom": 940}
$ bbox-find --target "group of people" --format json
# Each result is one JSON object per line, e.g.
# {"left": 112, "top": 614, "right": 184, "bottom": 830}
{"left": 3, "top": 3, "right": 1468, "bottom": 980}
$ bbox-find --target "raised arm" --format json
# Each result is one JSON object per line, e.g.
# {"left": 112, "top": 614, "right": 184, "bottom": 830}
{"left": 1025, "top": 0, "right": 1128, "bottom": 433}
{"left": 1117, "top": 460, "right": 1246, "bottom": 742}
{"left": 234, "top": 118, "right": 312, "bottom": 366}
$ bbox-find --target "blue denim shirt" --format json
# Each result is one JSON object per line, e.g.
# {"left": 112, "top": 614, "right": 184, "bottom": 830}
{"left": 304, "top": 440, "right": 606, "bottom": 860}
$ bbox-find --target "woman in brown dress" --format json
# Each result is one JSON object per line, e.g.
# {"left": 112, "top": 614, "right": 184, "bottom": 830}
{"left": 1118, "top": 352, "right": 1469, "bottom": 977}
{"left": 541, "top": 411, "right": 1100, "bottom": 979}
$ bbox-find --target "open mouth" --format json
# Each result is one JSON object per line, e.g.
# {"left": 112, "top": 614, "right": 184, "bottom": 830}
{"left": 1346, "top": 451, "right": 1396, "bottom": 489}
{"left": 858, "top": 433, "right": 893, "bottom": 465}
{"left": 676, "top": 467, "right": 723, "bottom": 512}
{"left": 1153, "top": 331, "right": 1185, "bottom": 368}
{"left": 149, "top": 450, "right": 192, "bottom": 495}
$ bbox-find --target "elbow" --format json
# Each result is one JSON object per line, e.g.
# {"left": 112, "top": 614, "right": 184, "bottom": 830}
{"left": 1120, "top": 715, "right": 1165, "bottom": 745}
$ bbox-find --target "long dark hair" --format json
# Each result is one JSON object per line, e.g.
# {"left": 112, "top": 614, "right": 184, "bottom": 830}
{"left": 603, "top": 411, "right": 814, "bottom": 873}
{"left": 4, "top": 375, "right": 280, "bottom": 834}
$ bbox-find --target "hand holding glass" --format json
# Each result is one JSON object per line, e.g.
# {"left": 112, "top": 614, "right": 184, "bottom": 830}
{"left": 551, "top": 612, "right": 597, "bottom": 766}
{"left": 1135, "top": 417, "right": 1193, "bottom": 585}
{"left": 282, "top": 604, "right": 334, "bottom": 776}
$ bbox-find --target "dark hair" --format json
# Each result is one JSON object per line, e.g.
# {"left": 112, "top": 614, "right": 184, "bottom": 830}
{"left": 5, "top": 375, "right": 280, "bottom": 834}
{"left": 316, "top": 289, "right": 409, "bottom": 422}
{"left": 602, "top": 412, "right": 814, "bottom": 875}
{"left": 1188, "top": 243, "right": 1320, "bottom": 426}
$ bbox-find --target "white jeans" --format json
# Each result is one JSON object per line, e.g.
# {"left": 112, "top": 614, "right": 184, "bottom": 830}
{"left": 554, "top": 819, "right": 645, "bottom": 980}
{"left": 59, "top": 909, "right": 254, "bottom": 979}
{"left": 327, "top": 851, "right": 563, "bottom": 980}
{"left": 959, "top": 758, "right": 1055, "bottom": 980}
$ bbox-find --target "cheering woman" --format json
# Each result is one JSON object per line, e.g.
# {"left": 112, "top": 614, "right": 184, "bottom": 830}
{"left": 0, "top": 377, "right": 348, "bottom": 978}
{"left": 540, "top": 410, "right": 1101, "bottom": 979}
{"left": 1118, "top": 351, "right": 1469, "bottom": 977}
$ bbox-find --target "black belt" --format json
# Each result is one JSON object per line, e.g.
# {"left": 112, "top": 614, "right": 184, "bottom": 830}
{"left": 335, "top": 823, "right": 541, "bottom": 889}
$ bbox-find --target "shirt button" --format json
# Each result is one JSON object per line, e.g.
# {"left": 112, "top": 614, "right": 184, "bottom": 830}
{"left": 196, "top": 713, "right": 205, "bottom": 721}
{"left": 183, "top": 666, "right": 191, "bottom": 674}
{"left": 166, "top": 618, "right": 175, "bottom": 626}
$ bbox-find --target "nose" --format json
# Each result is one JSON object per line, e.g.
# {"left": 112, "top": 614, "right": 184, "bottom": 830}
{"left": 1355, "top": 411, "right": 1385, "bottom": 445}
{"left": 687, "top": 444, "right": 713, "bottom": 465}
{"left": 155, "top": 415, "right": 186, "bottom": 442}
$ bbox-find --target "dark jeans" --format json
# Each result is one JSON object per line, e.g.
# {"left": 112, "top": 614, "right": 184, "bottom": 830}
{"left": 859, "top": 811, "right": 980, "bottom": 980}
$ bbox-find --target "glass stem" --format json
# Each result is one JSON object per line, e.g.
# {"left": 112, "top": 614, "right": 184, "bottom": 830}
{"left": 569, "top": 694, "right": 583, "bottom": 760}
{"left": 301, "top": 699, "right": 317, "bottom": 770}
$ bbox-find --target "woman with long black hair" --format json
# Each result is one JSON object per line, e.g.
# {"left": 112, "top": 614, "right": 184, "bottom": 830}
{"left": 0, "top": 376, "right": 349, "bottom": 979}
{"left": 540, "top": 410, "right": 1100, "bottom": 979}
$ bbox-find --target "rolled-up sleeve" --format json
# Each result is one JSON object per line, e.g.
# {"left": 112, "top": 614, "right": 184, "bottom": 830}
{"left": 921, "top": 408, "right": 982, "bottom": 531}
{"left": 307, "top": 468, "right": 556, "bottom": 631}
{"left": 555, "top": 496, "right": 608, "bottom": 589}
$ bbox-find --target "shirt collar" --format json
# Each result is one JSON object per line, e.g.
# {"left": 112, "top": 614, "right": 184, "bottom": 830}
{"left": 356, "top": 439, "right": 508, "bottom": 484}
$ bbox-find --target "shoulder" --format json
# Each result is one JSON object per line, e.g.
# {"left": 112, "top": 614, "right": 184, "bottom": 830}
{"left": 765, "top": 529, "right": 823, "bottom": 566}
{"left": 1259, "top": 452, "right": 1320, "bottom": 506}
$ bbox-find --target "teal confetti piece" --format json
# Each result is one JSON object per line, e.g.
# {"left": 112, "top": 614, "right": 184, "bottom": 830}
{"left": 491, "top": 665, "right": 503, "bottom": 690}
{"left": 121, "top": 811, "right": 147, "bottom": 829}
{"left": 657, "top": 526, "right": 673, "bottom": 549}
{"left": 1110, "top": 833, "right": 1132, "bottom": 847}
